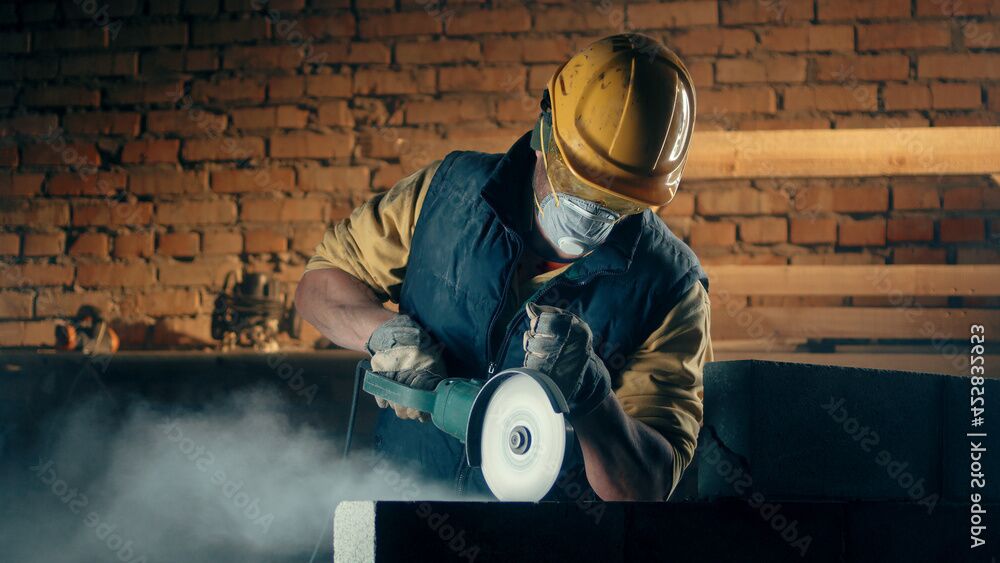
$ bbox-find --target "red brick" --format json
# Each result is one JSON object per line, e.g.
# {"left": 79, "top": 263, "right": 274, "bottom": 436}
{"left": 241, "top": 197, "right": 327, "bottom": 222}
{"left": 305, "top": 74, "right": 351, "bottom": 98}
{"left": 817, "top": 0, "right": 910, "bottom": 20}
{"left": 447, "top": 6, "right": 532, "bottom": 35}
{"left": 211, "top": 168, "right": 296, "bottom": 193}
{"left": 193, "top": 19, "right": 269, "bottom": 45}
{"left": 760, "top": 25, "right": 854, "bottom": 52}
{"left": 73, "top": 202, "right": 153, "bottom": 227}
{"left": 784, "top": 85, "right": 878, "bottom": 111}
{"left": 158, "top": 232, "right": 200, "bottom": 257}
{"left": 0, "top": 321, "right": 56, "bottom": 346}
{"left": 739, "top": 217, "right": 788, "bottom": 243}
{"left": 857, "top": 22, "right": 951, "bottom": 50}
{"left": 839, "top": 218, "right": 886, "bottom": 246}
{"left": 919, "top": 54, "right": 1000, "bottom": 79}
{"left": 893, "top": 247, "right": 947, "bottom": 264}
{"left": 669, "top": 28, "right": 757, "bottom": 56}
{"left": 78, "top": 262, "right": 156, "bottom": 288}
{"left": 317, "top": 101, "right": 353, "bottom": 127}
{"left": 893, "top": 185, "right": 940, "bottom": 209}
{"left": 916, "top": 0, "right": 994, "bottom": 16}
{"left": 0, "top": 233, "right": 18, "bottom": 255}
{"left": 231, "top": 106, "right": 309, "bottom": 130}
{"left": 495, "top": 97, "right": 539, "bottom": 123}
{"left": 270, "top": 131, "right": 354, "bottom": 159}
{"left": 61, "top": 53, "right": 138, "bottom": 77}
{"left": 0, "top": 291, "right": 33, "bottom": 319}
{"left": 182, "top": 138, "right": 265, "bottom": 162}
{"left": 359, "top": 12, "right": 441, "bottom": 37}
{"left": 191, "top": 78, "right": 266, "bottom": 103}
{"left": 790, "top": 217, "right": 837, "bottom": 244}
{"left": 697, "top": 187, "right": 788, "bottom": 215}
{"left": 120, "top": 289, "right": 201, "bottom": 317}
{"left": 0, "top": 172, "right": 44, "bottom": 197}
{"left": 22, "top": 142, "right": 101, "bottom": 167}
{"left": 244, "top": 229, "right": 288, "bottom": 253}
{"left": 887, "top": 217, "right": 934, "bottom": 242}
{"left": 397, "top": 40, "right": 481, "bottom": 64}
{"left": 989, "top": 86, "right": 1000, "bottom": 112}
{"left": 118, "top": 23, "right": 189, "bottom": 47}
{"left": 299, "top": 15, "right": 356, "bottom": 38}
{"left": 930, "top": 83, "right": 982, "bottom": 109}
{"left": 297, "top": 166, "right": 370, "bottom": 193}
{"left": 105, "top": 80, "right": 185, "bottom": 105}
{"left": 122, "top": 140, "right": 179, "bottom": 164}
{"left": 203, "top": 230, "right": 243, "bottom": 255}
{"left": 63, "top": 112, "right": 141, "bottom": 136}
{"left": 940, "top": 217, "right": 984, "bottom": 242}
{"left": 722, "top": 0, "right": 814, "bottom": 24}
{"left": 404, "top": 98, "right": 491, "bottom": 125}
{"left": 22, "top": 233, "right": 64, "bottom": 256}
{"left": 354, "top": 68, "right": 435, "bottom": 95}
{"left": 658, "top": 192, "right": 695, "bottom": 217}
{"left": 716, "top": 58, "right": 807, "bottom": 83}
{"left": 698, "top": 88, "right": 777, "bottom": 114}
{"left": 46, "top": 173, "right": 123, "bottom": 197}
{"left": 68, "top": 233, "right": 110, "bottom": 257}
{"left": 814, "top": 55, "right": 910, "bottom": 82}
{"left": 943, "top": 187, "right": 985, "bottom": 209}
{"left": 223, "top": 45, "right": 304, "bottom": 70}
{"left": 0, "top": 264, "right": 74, "bottom": 288}
{"left": 114, "top": 232, "right": 154, "bottom": 258}
{"left": 882, "top": 84, "right": 931, "bottom": 111}
{"left": 156, "top": 201, "right": 238, "bottom": 225}
{"left": 532, "top": 7, "right": 621, "bottom": 32}
{"left": 292, "top": 226, "right": 326, "bottom": 253}
{"left": 34, "top": 28, "right": 106, "bottom": 50}
{"left": 130, "top": 170, "right": 208, "bottom": 196}
{"left": 690, "top": 221, "right": 737, "bottom": 247}
{"left": 438, "top": 65, "right": 523, "bottom": 94}
{"left": 0, "top": 200, "right": 70, "bottom": 226}
{"left": 832, "top": 186, "right": 889, "bottom": 212}
{"left": 147, "top": 110, "right": 227, "bottom": 136}
{"left": 159, "top": 257, "right": 241, "bottom": 286}
{"left": 626, "top": 2, "right": 718, "bottom": 28}
{"left": 1, "top": 114, "right": 59, "bottom": 137}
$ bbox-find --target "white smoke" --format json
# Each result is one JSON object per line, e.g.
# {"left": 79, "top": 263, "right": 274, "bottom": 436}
{"left": 1, "top": 387, "right": 462, "bottom": 563}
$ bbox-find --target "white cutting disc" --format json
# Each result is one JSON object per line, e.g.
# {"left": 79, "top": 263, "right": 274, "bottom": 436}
{"left": 480, "top": 372, "right": 568, "bottom": 501}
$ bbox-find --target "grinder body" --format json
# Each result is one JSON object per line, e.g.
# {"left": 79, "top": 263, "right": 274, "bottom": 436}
{"left": 360, "top": 363, "right": 573, "bottom": 501}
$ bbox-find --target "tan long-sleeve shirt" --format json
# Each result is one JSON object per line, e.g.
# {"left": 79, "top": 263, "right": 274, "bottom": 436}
{"left": 306, "top": 161, "right": 712, "bottom": 492}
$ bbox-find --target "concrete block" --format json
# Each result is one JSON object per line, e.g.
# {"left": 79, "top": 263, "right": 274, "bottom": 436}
{"left": 701, "top": 360, "right": 947, "bottom": 501}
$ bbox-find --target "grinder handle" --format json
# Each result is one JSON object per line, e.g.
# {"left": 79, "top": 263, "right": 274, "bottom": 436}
{"left": 362, "top": 368, "right": 437, "bottom": 414}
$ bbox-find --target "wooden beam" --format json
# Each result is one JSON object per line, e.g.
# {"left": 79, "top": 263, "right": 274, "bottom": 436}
{"left": 712, "top": 307, "right": 999, "bottom": 340}
{"left": 707, "top": 265, "right": 1000, "bottom": 297}
{"left": 685, "top": 126, "right": 1000, "bottom": 179}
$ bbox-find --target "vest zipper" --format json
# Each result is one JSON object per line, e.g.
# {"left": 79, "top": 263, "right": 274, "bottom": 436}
{"left": 485, "top": 235, "right": 523, "bottom": 376}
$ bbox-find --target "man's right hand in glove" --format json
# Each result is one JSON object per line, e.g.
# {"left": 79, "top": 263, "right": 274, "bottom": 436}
{"left": 366, "top": 314, "right": 446, "bottom": 422}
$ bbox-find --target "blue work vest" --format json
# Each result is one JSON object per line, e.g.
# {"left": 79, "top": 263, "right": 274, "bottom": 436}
{"left": 373, "top": 133, "right": 707, "bottom": 500}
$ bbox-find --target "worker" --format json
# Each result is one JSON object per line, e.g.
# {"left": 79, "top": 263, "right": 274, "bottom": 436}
{"left": 296, "top": 34, "right": 710, "bottom": 501}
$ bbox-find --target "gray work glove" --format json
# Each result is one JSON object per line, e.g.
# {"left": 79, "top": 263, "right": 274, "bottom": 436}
{"left": 366, "top": 314, "right": 446, "bottom": 422}
{"left": 522, "top": 303, "right": 612, "bottom": 416}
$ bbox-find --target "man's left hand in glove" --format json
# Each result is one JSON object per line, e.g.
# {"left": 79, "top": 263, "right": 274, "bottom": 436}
{"left": 522, "top": 303, "right": 612, "bottom": 416}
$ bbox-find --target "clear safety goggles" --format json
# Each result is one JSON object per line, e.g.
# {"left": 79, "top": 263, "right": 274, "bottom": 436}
{"left": 537, "top": 118, "right": 647, "bottom": 218}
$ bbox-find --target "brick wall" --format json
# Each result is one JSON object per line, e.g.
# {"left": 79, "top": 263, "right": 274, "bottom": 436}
{"left": 0, "top": 0, "right": 998, "bottom": 348}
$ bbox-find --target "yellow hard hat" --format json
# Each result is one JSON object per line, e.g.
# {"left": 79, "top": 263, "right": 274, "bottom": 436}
{"left": 542, "top": 34, "right": 695, "bottom": 208}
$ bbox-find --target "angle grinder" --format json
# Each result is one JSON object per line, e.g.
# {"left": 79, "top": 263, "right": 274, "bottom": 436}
{"left": 354, "top": 361, "right": 575, "bottom": 501}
